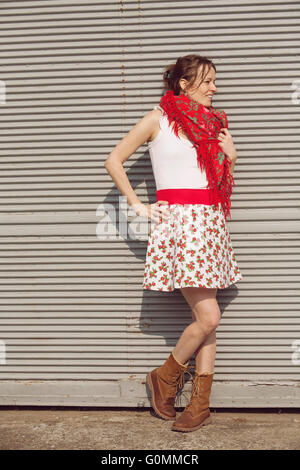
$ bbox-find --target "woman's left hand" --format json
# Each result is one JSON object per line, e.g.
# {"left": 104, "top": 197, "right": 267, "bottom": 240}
{"left": 217, "top": 128, "right": 237, "bottom": 163}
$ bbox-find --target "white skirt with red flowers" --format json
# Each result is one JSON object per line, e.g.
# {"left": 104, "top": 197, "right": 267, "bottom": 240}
{"left": 142, "top": 202, "right": 243, "bottom": 292}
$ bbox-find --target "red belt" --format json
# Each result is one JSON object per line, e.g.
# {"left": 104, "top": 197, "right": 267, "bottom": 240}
{"left": 156, "top": 188, "right": 220, "bottom": 205}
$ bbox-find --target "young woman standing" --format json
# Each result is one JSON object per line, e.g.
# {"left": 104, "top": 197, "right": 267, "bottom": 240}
{"left": 105, "top": 54, "right": 243, "bottom": 433}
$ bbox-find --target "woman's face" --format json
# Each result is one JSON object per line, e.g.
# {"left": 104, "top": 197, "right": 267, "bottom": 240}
{"left": 179, "top": 65, "right": 217, "bottom": 107}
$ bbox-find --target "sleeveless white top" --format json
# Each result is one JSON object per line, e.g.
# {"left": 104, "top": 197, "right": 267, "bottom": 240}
{"left": 148, "top": 106, "right": 208, "bottom": 190}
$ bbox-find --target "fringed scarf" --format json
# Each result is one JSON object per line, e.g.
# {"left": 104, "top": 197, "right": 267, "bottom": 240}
{"left": 159, "top": 89, "right": 235, "bottom": 221}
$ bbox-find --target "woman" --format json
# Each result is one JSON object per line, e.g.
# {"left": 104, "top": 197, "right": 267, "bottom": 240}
{"left": 105, "top": 54, "right": 243, "bottom": 433}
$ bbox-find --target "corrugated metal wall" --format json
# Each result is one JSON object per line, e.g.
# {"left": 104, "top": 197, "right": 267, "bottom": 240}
{"left": 0, "top": 0, "right": 299, "bottom": 407}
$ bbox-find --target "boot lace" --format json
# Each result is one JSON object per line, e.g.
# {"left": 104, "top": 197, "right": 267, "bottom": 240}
{"left": 165, "top": 366, "right": 189, "bottom": 399}
{"left": 185, "top": 377, "right": 204, "bottom": 412}
{"left": 177, "top": 365, "right": 208, "bottom": 410}
{"left": 175, "top": 366, "right": 194, "bottom": 406}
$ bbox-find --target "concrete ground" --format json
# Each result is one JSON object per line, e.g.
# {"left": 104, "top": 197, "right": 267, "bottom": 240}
{"left": 0, "top": 407, "right": 299, "bottom": 450}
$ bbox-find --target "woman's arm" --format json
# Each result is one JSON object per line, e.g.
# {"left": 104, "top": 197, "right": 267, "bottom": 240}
{"left": 104, "top": 109, "right": 160, "bottom": 215}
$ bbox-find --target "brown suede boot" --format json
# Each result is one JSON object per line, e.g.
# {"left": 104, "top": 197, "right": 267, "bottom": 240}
{"left": 171, "top": 371, "right": 214, "bottom": 432}
{"left": 146, "top": 352, "right": 189, "bottom": 420}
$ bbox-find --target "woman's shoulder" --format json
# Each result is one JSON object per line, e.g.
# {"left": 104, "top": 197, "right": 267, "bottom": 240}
{"left": 153, "top": 105, "right": 164, "bottom": 114}
{"left": 145, "top": 106, "right": 165, "bottom": 144}
{"left": 145, "top": 106, "right": 164, "bottom": 122}
{"left": 148, "top": 105, "right": 165, "bottom": 122}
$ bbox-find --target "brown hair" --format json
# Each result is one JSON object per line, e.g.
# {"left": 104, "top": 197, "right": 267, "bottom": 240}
{"left": 163, "top": 54, "right": 216, "bottom": 95}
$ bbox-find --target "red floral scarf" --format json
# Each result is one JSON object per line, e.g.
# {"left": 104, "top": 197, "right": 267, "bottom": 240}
{"left": 159, "top": 89, "right": 235, "bottom": 221}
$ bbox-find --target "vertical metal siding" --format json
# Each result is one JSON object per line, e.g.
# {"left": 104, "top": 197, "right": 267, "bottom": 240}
{"left": 0, "top": 0, "right": 299, "bottom": 406}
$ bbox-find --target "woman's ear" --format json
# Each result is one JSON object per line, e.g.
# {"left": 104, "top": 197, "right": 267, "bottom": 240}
{"left": 179, "top": 77, "right": 188, "bottom": 93}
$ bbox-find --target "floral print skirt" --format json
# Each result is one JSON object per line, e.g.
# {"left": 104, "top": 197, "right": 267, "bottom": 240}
{"left": 142, "top": 202, "right": 243, "bottom": 292}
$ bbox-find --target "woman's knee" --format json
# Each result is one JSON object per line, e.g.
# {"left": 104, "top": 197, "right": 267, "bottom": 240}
{"left": 190, "top": 315, "right": 219, "bottom": 337}
{"left": 192, "top": 310, "right": 221, "bottom": 334}
{"left": 207, "top": 313, "right": 221, "bottom": 332}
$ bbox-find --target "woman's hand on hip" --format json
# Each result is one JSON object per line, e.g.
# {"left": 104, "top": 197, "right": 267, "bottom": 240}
{"left": 147, "top": 200, "right": 171, "bottom": 224}
{"left": 133, "top": 201, "right": 170, "bottom": 224}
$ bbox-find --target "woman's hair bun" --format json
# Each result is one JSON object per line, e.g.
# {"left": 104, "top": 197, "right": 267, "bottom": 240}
{"left": 164, "top": 70, "right": 172, "bottom": 80}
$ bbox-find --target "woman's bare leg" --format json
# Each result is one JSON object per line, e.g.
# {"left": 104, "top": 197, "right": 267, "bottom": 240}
{"left": 192, "top": 330, "right": 216, "bottom": 374}
{"left": 172, "top": 287, "right": 220, "bottom": 374}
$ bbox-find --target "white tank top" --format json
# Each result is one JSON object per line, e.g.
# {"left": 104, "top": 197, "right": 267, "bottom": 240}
{"left": 148, "top": 106, "right": 208, "bottom": 190}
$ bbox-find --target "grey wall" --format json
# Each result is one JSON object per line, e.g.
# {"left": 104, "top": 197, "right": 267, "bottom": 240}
{"left": 0, "top": 0, "right": 299, "bottom": 406}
